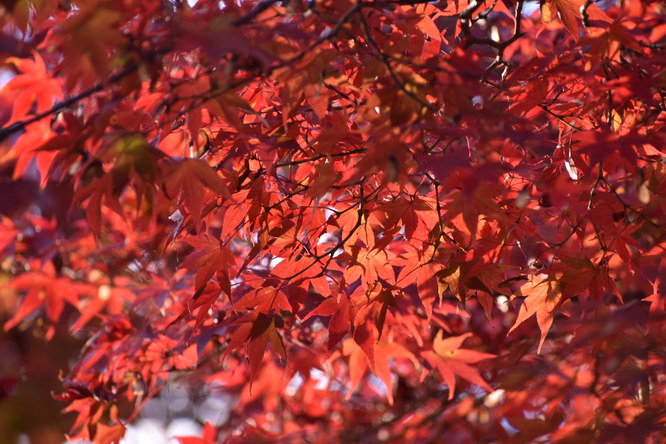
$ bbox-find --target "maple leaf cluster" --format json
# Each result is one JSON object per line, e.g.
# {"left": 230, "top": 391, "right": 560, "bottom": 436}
{"left": 0, "top": 0, "right": 665, "bottom": 442}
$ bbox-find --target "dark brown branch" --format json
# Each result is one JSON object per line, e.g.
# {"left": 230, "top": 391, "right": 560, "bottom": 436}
{"left": 231, "top": 0, "right": 281, "bottom": 26}
{"left": 460, "top": 0, "right": 485, "bottom": 44}
{"left": 581, "top": 0, "right": 594, "bottom": 28}
{"left": 0, "top": 1, "right": 283, "bottom": 142}
{"left": 480, "top": 0, "right": 526, "bottom": 83}
{"left": 0, "top": 63, "right": 140, "bottom": 142}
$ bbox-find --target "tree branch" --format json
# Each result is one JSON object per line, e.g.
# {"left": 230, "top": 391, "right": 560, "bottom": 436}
{"left": 0, "top": 63, "right": 140, "bottom": 142}
{"left": 231, "top": 0, "right": 282, "bottom": 26}
{"left": 0, "top": 0, "right": 283, "bottom": 142}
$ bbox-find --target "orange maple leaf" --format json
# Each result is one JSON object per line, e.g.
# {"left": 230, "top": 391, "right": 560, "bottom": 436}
{"left": 541, "top": 0, "right": 583, "bottom": 38}
{"left": 421, "top": 332, "right": 495, "bottom": 400}
{"left": 343, "top": 331, "right": 419, "bottom": 405}
{"left": 508, "top": 275, "right": 563, "bottom": 353}
{"left": 3, "top": 52, "right": 62, "bottom": 123}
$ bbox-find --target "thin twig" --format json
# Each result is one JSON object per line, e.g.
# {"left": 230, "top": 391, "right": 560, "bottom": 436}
{"left": 355, "top": 7, "right": 440, "bottom": 118}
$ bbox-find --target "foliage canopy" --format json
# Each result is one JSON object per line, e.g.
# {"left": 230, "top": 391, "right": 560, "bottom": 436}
{"left": 0, "top": 0, "right": 665, "bottom": 442}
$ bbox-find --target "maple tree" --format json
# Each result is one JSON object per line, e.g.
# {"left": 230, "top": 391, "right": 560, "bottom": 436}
{"left": 0, "top": 0, "right": 665, "bottom": 442}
